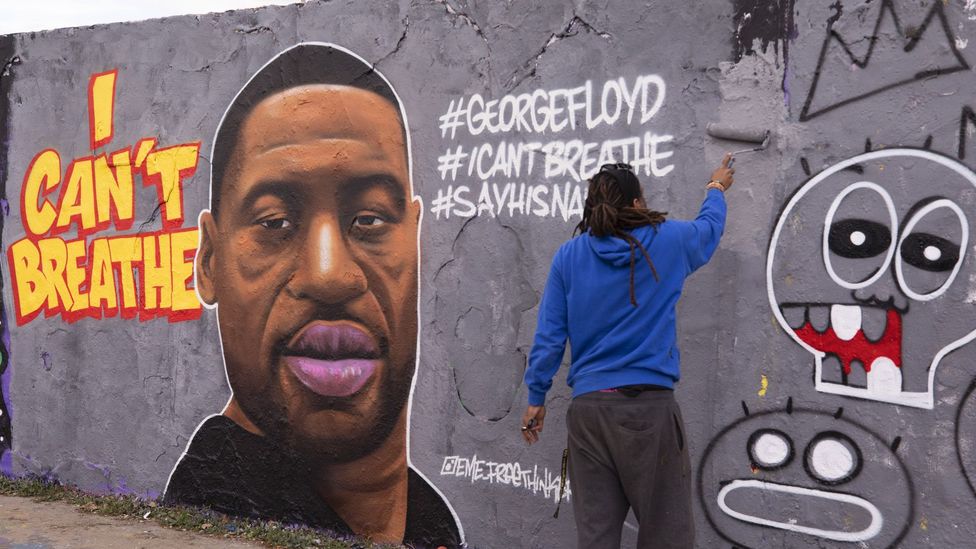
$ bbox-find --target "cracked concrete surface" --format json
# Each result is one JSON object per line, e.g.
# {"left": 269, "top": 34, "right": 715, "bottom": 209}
{"left": 505, "top": 14, "right": 613, "bottom": 92}
{"left": 3, "top": 0, "right": 976, "bottom": 547}
{"left": 433, "top": 215, "right": 537, "bottom": 421}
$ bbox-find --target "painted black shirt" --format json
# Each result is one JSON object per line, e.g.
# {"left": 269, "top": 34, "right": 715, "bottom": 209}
{"left": 165, "top": 415, "right": 461, "bottom": 548}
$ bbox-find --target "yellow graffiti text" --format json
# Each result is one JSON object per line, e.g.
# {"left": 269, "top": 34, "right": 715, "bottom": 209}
{"left": 8, "top": 229, "right": 200, "bottom": 325}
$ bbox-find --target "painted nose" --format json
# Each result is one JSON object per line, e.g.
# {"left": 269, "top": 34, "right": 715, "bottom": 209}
{"left": 286, "top": 220, "right": 367, "bottom": 304}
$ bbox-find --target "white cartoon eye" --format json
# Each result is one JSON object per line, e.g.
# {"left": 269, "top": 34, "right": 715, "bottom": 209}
{"left": 748, "top": 429, "right": 793, "bottom": 470}
{"left": 805, "top": 432, "right": 862, "bottom": 485}
{"left": 895, "top": 199, "right": 968, "bottom": 301}
{"left": 822, "top": 182, "right": 898, "bottom": 289}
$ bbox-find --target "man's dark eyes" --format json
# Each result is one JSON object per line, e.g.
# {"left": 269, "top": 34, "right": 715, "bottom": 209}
{"left": 257, "top": 218, "right": 293, "bottom": 230}
{"left": 352, "top": 215, "right": 386, "bottom": 227}
{"left": 252, "top": 211, "right": 392, "bottom": 236}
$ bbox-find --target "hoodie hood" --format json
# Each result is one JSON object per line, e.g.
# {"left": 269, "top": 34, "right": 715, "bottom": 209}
{"left": 586, "top": 225, "right": 657, "bottom": 266}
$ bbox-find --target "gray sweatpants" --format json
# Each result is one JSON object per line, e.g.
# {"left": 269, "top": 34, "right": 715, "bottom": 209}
{"left": 566, "top": 390, "right": 694, "bottom": 549}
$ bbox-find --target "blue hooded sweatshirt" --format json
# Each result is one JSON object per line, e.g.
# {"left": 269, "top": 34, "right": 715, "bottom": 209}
{"left": 525, "top": 189, "right": 727, "bottom": 406}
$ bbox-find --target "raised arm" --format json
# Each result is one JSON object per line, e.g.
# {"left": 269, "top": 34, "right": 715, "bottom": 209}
{"left": 683, "top": 153, "right": 733, "bottom": 272}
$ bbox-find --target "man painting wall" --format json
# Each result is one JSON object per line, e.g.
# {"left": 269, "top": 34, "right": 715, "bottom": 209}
{"left": 164, "top": 43, "right": 461, "bottom": 548}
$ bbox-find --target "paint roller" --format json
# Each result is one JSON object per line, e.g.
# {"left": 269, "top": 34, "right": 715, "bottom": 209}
{"left": 705, "top": 123, "right": 771, "bottom": 168}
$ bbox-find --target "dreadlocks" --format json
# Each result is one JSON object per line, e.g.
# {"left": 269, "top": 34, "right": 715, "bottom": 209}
{"left": 574, "top": 170, "right": 667, "bottom": 306}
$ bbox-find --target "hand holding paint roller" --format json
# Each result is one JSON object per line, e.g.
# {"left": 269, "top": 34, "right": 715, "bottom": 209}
{"left": 706, "top": 122, "right": 771, "bottom": 169}
{"left": 709, "top": 153, "right": 735, "bottom": 192}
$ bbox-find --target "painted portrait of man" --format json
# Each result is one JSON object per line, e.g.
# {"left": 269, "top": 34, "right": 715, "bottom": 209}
{"left": 164, "top": 43, "right": 461, "bottom": 548}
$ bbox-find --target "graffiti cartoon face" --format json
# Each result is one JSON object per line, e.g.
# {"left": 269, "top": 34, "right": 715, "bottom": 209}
{"left": 768, "top": 149, "right": 976, "bottom": 408}
{"left": 698, "top": 407, "right": 913, "bottom": 548}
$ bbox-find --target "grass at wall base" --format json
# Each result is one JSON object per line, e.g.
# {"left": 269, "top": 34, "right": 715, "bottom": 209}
{"left": 0, "top": 474, "right": 392, "bottom": 549}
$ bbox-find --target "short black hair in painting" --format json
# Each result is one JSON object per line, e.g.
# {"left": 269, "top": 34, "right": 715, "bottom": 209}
{"left": 209, "top": 43, "right": 405, "bottom": 216}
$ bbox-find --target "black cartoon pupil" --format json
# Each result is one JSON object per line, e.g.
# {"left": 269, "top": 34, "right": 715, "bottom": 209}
{"left": 900, "top": 233, "right": 959, "bottom": 272}
{"left": 828, "top": 218, "right": 891, "bottom": 259}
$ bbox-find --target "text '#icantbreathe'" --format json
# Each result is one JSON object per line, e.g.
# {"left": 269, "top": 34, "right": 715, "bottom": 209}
{"left": 433, "top": 74, "right": 676, "bottom": 221}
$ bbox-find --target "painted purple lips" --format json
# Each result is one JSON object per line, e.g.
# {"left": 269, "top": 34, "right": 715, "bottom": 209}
{"left": 283, "top": 323, "right": 381, "bottom": 398}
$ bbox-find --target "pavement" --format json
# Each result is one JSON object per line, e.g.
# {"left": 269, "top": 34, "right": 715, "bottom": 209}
{"left": 0, "top": 495, "right": 264, "bottom": 548}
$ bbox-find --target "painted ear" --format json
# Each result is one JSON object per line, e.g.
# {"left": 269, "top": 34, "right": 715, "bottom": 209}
{"left": 834, "top": 407, "right": 844, "bottom": 419}
{"left": 741, "top": 401, "right": 750, "bottom": 417}
{"left": 890, "top": 436, "right": 902, "bottom": 453}
{"left": 195, "top": 210, "right": 218, "bottom": 306}
{"left": 412, "top": 194, "right": 423, "bottom": 223}
{"left": 786, "top": 396, "right": 794, "bottom": 414}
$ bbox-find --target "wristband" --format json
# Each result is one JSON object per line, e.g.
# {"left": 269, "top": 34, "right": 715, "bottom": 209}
{"left": 706, "top": 181, "right": 726, "bottom": 191}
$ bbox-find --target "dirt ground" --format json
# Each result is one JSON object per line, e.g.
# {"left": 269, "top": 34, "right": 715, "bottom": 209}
{"left": 0, "top": 495, "right": 265, "bottom": 548}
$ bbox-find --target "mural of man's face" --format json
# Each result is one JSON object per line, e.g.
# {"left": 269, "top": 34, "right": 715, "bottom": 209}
{"left": 196, "top": 84, "right": 420, "bottom": 461}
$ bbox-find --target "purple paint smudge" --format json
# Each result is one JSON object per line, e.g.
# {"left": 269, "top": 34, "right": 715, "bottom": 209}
{"left": 1, "top": 306, "right": 11, "bottom": 476}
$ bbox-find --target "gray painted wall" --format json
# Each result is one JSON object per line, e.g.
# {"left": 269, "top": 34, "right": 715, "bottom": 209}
{"left": 2, "top": 1, "right": 976, "bottom": 547}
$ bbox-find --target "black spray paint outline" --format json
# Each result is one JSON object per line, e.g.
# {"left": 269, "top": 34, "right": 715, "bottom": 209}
{"left": 746, "top": 427, "right": 794, "bottom": 471}
{"left": 955, "top": 377, "right": 976, "bottom": 500}
{"left": 799, "top": 0, "right": 969, "bottom": 122}
{"left": 958, "top": 106, "right": 976, "bottom": 160}
{"left": 802, "top": 430, "right": 863, "bottom": 486}
{"left": 697, "top": 403, "right": 914, "bottom": 549}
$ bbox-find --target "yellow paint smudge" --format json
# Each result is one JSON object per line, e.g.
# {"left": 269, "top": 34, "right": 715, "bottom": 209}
{"left": 920, "top": 517, "right": 928, "bottom": 531}
{"left": 758, "top": 375, "right": 769, "bottom": 397}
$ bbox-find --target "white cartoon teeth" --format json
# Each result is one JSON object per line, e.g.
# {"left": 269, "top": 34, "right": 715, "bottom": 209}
{"left": 783, "top": 307, "right": 807, "bottom": 330}
{"left": 860, "top": 307, "right": 887, "bottom": 341}
{"left": 867, "top": 357, "right": 901, "bottom": 394}
{"left": 830, "top": 305, "right": 861, "bottom": 341}
{"left": 808, "top": 306, "right": 830, "bottom": 331}
{"left": 822, "top": 355, "right": 844, "bottom": 379}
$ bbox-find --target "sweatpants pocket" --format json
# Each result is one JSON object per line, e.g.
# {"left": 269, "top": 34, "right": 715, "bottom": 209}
{"left": 672, "top": 411, "right": 685, "bottom": 451}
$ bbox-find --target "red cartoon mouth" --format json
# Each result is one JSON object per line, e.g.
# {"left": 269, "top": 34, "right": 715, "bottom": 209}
{"left": 784, "top": 305, "right": 902, "bottom": 375}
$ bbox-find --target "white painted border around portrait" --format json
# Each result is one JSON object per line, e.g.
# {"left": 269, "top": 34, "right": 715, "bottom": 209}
{"left": 170, "top": 42, "right": 465, "bottom": 544}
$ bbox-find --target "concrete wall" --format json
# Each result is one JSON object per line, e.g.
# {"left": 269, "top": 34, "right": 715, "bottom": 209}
{"left": 1, "top": 1, "right": 976, "bottom": 547}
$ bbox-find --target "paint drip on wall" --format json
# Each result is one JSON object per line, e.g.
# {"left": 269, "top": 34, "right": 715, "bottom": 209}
{"left": 732, "top": 0, "right": 797, "bottom": 63}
